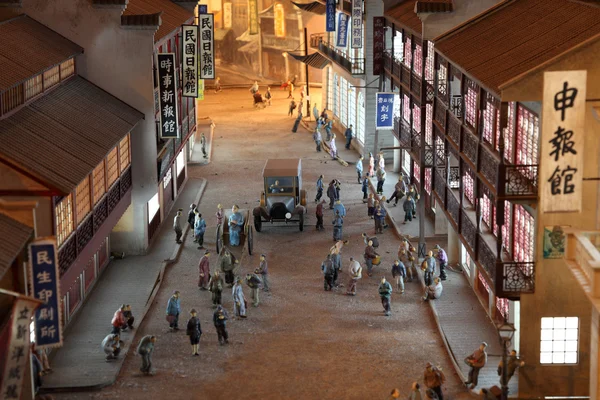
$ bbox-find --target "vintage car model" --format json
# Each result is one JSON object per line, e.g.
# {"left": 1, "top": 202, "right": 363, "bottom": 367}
{"left": 253, "top": 159, "right": 307, "bottom": 232}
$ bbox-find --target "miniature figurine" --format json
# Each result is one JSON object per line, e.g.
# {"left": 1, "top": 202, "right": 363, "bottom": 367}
{"left": 367, "top": 193, "right": 375, "bottom": 218}
{"left": 315, "top": 174, "right": 324, "bottom": 202}
{"left": 218, "top": 247, "right": 239, "bottom": 287}
{"left": 213, "top": 305, "right": 229, "bottom": 345}
{"left": 316, "top": 199, "right": 326, "bottom": 231}
{"left": 325, "top": 119, "right": 333, "bottom": 142}
{"left": 186, "top": 309, "right": 202, "bottom": 356}
{"left": 228, "top": 205, "right": 244, "bottom": 246}
{"left": 334, "top": 179, "right": 341, "bottom": 200}
{"left": 425, "top": 388, "right": 439, "bottom": 400}
{"left": 329, "top": 239, "right": 349, "bottom": 255}
{"left": 346, "top": 257, "right": 362, "bottom": 296}
{"left": 421, "top": 251, "right": 436, "bottom": 286}
{"left": 374, "top": 202, "right": 387, "bottom": 234}
{"left": 364, "top": 240, "right": 379, "bottom": 276}
{"left": 250, "top": 81, "right": 259, "bottom": 94}
{"left": 198, "top": 250, "right": 211, "bottom": 290}
{"left": 216, "top": 204, "right": 224, "bottom": 227}
{"left": 320, "top": 107, "right": 328, "bottom": 121}
{"left": 378, "top": 277, "right": 393, "bottom": 316}
{"left": 497, "top": 350, "right": 524, "bottom": 386}
{"left": 368, "top": 152, "right": 375, "bottom": 177}
{"left": 265, "top": 86, "right": 272, "bottom": 105}
{"left": 465, "top": 342, "right": 488, "bottom": 389}
{"left": 344, "top": 124, "right": 353, "bottom": 149}
{"left": 255, "top": 254, "right": 270, "bottom": 292}
{"left": 173, "top": 209, "right": 183, "bottom": 244}
{"left": 376, "top": 166, "right": 386, "bottom": 195}
{"left": 355, "top": 154, "right": 364, "bottom": 184}
{"left": 102, "top": 333, "right": 122, "bottom": 361}
{"left": 333, "top": 199, "right": 346, "bottom": 218}
{"left": 208, "top": 270, "right": 224, "bottom": 307}
{"left": 194, "top": 211, "right": 207, "bottom": 249}
{"left": 423, "top": 277, "right": 443, "bottom": 301}
{"left": 188, "top": 204, "right": 197, "bottom": 231}
{"left": 137, "top": 335, "right": 157, "bottom": 375}
{"left": 288, "top": 98, "right": 296, "bottom": 115}
{"left": 361, "top": 175, "right": 369, "bottom": 202}
{"left": 330, "top": 247, "right": 342, "bottom": 287}
{"left": 31, "top": 342, "right": 51, "bottom": 375}
{"left": 245, "top": 272, "right": 262, "bottom": 307}
{"left": 166, "top": 291, "right": 181, "bottom": 331}
{"left": 378, "top": 152, "right": 385, "bottom": 170}
{"left": 214, "top": 77, "right": 222, "bottom": 93}
{"left": 434, "top": 244, "right": 448, "bottom": 280}
{"left": 408, "top": 382, "right": 423, "bottom": 400}
{"left": 313, "top": 103, "right": 319, "bottom": 122}
{"left": 292, "top": 108, "right": 303, "bottom": 133}
{"left": 329, "top": 133, "right": 338, "bottom": 159}
{"left": 403, "top": 196, "right": 416, "bottom": 223}
{"left": 391, "top": 259, "right": 407, "bottom": 293}
{"left": 321, "top": 254, "right": 335, "bottom": 291}
{"left": 362, "top": 233, "right": 379, "bottom": 248}
{"left": 232, "top": 277, "right": 247, "bottom": 318}
{"left": 200, "top": 132, "right": 207, "bottom": 158}
{"left": 111, "top": 304, "right": 127, "bottom": 334}
{"left": 332, "top": 210, "right": 344, "bottom": 241}
{"left": 408, "top": 184, "right": 420, "bottom": 218}
{"left": 387, "top": 175, "right": 407, "bottom": 206}
{"left": 122, "top": 304, "right": 135, "bottom": 330}
{"left": 313, "top": 128, "right": 322, "bottom": 152}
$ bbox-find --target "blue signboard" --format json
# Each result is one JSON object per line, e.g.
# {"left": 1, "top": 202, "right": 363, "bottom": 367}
{"left": 336, "top": 13, "right": 349, "bottom": 47}
{"left": 29, "top": 239, "right": 63, "bottom": 349}
{"left": 376, "top": 92, "right": 395, "bottom": 130}
{"left": 326, "top": 0, "right": 336, "bottom": 32}
{"left": 198, "top": 4, "right": 208, "bottom": 14}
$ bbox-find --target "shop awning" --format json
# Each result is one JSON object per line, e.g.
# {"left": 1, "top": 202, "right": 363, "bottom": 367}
{"left": 215, "top": 28, "right": 233, "bottom": 42}
{"left": 292, "top": 1, "right": 326, "bottom": 14}
{"left": 239, "top": 40, "right": 259, "bottom": 53}
{"left": 288, "top": 52, "right": 330, "bottom": 69}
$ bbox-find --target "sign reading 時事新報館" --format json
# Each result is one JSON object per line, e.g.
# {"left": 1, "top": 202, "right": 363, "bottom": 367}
{"left": 182, "top": 25, "right": 199, "bottom": 98}
{"left": 540, "top": 71, "right": 587, "bottom": 213}
{"left": 157, "top": 53, "right": 179, "bottom": 138}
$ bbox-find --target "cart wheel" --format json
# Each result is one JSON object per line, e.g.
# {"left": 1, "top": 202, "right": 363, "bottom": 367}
{"left": 300, "top": 189, "right": 307, "bottom": 207}
{"left": 215, "top": 224, "right": 222, "bottom": 254}
{"left": 254, "top": 214, "right": 262, "bottom": 232}
{"left": 299, "top": 212, "right": 304, "bottom": 232}
{"left": 248, "top": 226, "right": 254, "bottom": 255}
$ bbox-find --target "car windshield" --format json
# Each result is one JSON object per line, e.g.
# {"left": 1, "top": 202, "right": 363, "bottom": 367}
{"left": 266, "top": 177, "right": 294, "bottom": 194}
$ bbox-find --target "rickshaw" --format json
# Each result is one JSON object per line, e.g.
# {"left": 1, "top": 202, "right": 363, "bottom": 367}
{"left": 215, "top": 208, "right": 253, "bottom": 256}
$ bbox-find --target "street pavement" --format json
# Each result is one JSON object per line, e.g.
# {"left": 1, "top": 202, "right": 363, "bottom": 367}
{"left": 50, "top": 85, "right": 504, "bottom": 399}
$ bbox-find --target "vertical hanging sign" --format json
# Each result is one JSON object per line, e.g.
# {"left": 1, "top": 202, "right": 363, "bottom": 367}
{"left": 376, "top": 92, "right": 394, "bottom": 130}
{"left": 1, "top": 295, "right": 41, "bottom": 400}
{"left": 373, "top": 16, "right": 385, "bottom": 75}
{"left": 182, "top": 25, "right": 199, "bottom": 98}
{"left": 157, "top": 53, "right": 179, "bottom": 138}
{"left": 274, "top": 3, "right": 285, "bottom": 38}
{"left": 223, "top": 2, "right": 232, "bottom": 29}
{"left": 351, "top": 0, "right": 362, "bottom": 49}
{"left": 326, "top": 0, "right": 335, "bottom": 32}
{"left": 199, "top": 14, "right": 215, "bottom": 79}
{"left": 336, "top": 13, "right": 349, "bottom": 47}
{"left": 540, "top": 71, "right": 587, "bottom": 213}
{"left": 248, "top": 0, "right": 259, "bottom": 35}
{"left": 29, "top": 239, "right": 63, "bottom": 348}
{"left": 198, "top": 79, "right": 205, "bottom": 101}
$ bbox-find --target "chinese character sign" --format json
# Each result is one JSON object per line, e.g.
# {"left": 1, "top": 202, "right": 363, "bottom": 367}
{"left": 182, "top": 25, "right": 198, "bottom": 98}
{"left": 376, "top": 92, "right": 394, "bottom": 130}
{"left": 336, "top": 13, "right": 349, "bottom": 47}
{"left": 326, "top": 0, "right": 335, "bottom": 32}
{"left": 157, "top": 53, "right": 179, "bottom": 139}
{"left": 373, "top": 16, "right": 385, "bottom": 75}
{"left": 0, "top": 296, "right": 41, "bottom": 400}
{"left": 223, "top": 2, "right": 232, "bottom": 29}
{"left": 351, "top": 0, "right": 362, "bottom": 49}
{"left": 274, "top": 3, "right": 285, "bottom": 38}
{"left": 248, "top": 0, "right": 259, "bottom": 35}
{"left": 540, "top": 71, "right": 587, "bottom": 213}
{"left": 198, "top": 4, "right": 208, "bottom": 14}
{"left": 199, "top": 14, "right": 215, "bottom": 79}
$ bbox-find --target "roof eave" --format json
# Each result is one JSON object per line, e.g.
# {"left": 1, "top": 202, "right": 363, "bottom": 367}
{"left": 435, "top": 48, "right": 501, "bottom": 98}
{"left": 121, "top": 11, "right": 162, "bottom": 30}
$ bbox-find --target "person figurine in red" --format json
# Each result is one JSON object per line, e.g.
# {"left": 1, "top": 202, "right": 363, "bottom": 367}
{"left": 198, "top": 250, "right": 211, "bottom": 290}
{"left": 465, "top": 342, "right": 488, "bottom": 389}
{"left": 111, "top": 304, "right": 127, "bottom": 334}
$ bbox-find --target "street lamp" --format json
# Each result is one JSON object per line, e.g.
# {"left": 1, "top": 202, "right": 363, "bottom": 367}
{"left": 497, "top": 321, "right": 516, "bottom": 400}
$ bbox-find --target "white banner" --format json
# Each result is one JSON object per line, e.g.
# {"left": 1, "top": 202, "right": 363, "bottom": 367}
{"left": 223, "top": 2, "right": 232, "bottom": 29}
{"left": 540, "top": 71, "right": 587, "bottom": 213}
{"left": 351, "top": 0, "right": 362, "bottom": 49}
{"left": 182, "top": 25, "right": 199, "bottom": 98}
{"left": 199, "top": 14, "right": 215, "bottom": 79}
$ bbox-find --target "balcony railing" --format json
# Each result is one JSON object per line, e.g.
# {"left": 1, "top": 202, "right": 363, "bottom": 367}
{"left": 502, "top": 164, "right": 538, "bottom": 197}
{"left": 566, "top": 231, "right": 600, "bottom": 298}
{"left": 498, "top": 261, "right": 535, "bottom": 297}
{"left": 310, "top": 33, "right": 365, "bottom": 75}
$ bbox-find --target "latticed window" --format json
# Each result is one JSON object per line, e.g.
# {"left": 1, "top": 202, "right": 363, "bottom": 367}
{"left": 75, "top": 177, "right": 91, "bottom": 226}
{"left": 425, "top": 168, "right": 432, "bottom": 194}
{"left": 327, "top": 67, "right": 333, "bottom": 110}
{"left": 403, "top": 94, "right": 411, "bottom": 122}
{"left": 463, "top": 168, "right": 474, "bottom": 205}
{"left": 393, "top": 92, "right": 401, "bottom": 118}
{"left": 496, "top": 297, "right": 509, "bottom": 320}
{"left": 119, "top": 134, "right": 131, "bottom": 173}
{"left": 437, "top": 65, "right": 447, "bottom": 96}
{"left": 413, "top": 43, "right": 422, "bottom": 76}
{"left": 402, "top": 150, "right": 411, "bottom": 176}
{"left": 425, "top": 41, "right": 434, "bottom": 82}
{"left": 25, "top": 74, "right": 43, "bottom": 101}
{"left": 495, "top": 200, "right": 512, "bottom": 256}
{"left": 340, "top": 78, "right": 348, "bottom": 127}
{"left": 43, "top": 66, "right": 60, "bottom": 89}
{"left": 516, "top": 105, "right": 540, "bottom": 165}
{"left": 481, "top": 193, "right": 492, "bottom": 228}
{"left": 513, "top": 204, "right": 535, "bottom": 262}
{"left": 93, "top": 161, "right": 106, "bottom": 204}
{"left": 404, "top": 36, "right": 412, "bottom": 67}
{"left": 497, "top": 102, "right": 515, "bottom": 162}
{"left": 1, "top": 85, "right": 24, "bottom": 114}
{"left": 55, "top": 195, "right": 73, "bottom": 247}
{"left": 356, "top": 92, "right": 365, "bottom": 144}
{"left": 482, "top": 100, "right": 496, "bottom": 146}
{"left": 465, "top": 87, "right": 477, "bottom": 127}
{"left": 334, "top": 74, "right": 340, "bottom": 117}
{"left": 348, "top": 88, "right": 356, "bottom": 131}
{"left": 412, "top": 104, "right": 421, "bottom": 133}
{"left": 425, "top": 104, "right": 433, "bottom": 145}
{"left": 393, "top": 30, "right": 403, "bottom": 61}
{"left": 413, "top": 160, "right": 420, "bottom": 183}
{"left": 60, "top": 58, "right": 75, "bottom": 80}
{"left": 106, "top": 147, "right": 119, "bottom": 188}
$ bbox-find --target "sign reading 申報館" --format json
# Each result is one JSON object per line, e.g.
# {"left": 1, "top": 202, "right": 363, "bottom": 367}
{"left": 182, "top": 25, "right": 199, "bottom": 98}
{"left": 540, "top": 71, "right": 587, "bottom": 213}
{"left": 199, "top": 14, "right": 215, "bottom": 80}
{"left": 157, "top": 53, "right": 179, "bottom": 138}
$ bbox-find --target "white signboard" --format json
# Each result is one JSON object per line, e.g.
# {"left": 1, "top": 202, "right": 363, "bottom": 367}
{"left": 223, "top": 2, "right": 232, "bottom": 29}
{"left": 182, "top": 25, "right": 199, "bottom": 98}
{"left": 351, "top": 0, "right": 362, "bottom": 49}
{"left": 199, "top": 14, "right": 215, "bottom": 79}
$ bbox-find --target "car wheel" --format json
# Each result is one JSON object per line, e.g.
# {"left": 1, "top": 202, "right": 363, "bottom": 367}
{"left": 299, "top": 213, "right": 304, "bottom": 232}
{"left": 254, "top": 215, "right": 262, "bottom": 232}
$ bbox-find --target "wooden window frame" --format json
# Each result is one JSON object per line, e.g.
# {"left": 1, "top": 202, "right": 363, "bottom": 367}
{"left": 464, "top": 86, "right": 477, "bottom": 128}
{"left": 413, "top": 43, "right": 422, "bottom": 77}
{"left": 25, "top": 74, "right": 43, "bottom": 101}
{"left": 425, "top": 168, "right": 432, "bottom": 194}
{"left": 413, "top": 160, "right": 420, "bottom": 183}
{"left": 513, "top": 204, "right": 535, "bottom": 263}
{"left": 402, "top": 94, "right": 410, "bottom": 123}
{"left": 516, "top": 104, "right": 540, "bottom": 166}
{"left": 55, "top": 194, "right": 73, "bottom": 247}
{"left": 43, "top": 65, "right": 60, "bottom": 90}
{"left": 412, "top": 103, "right": 421, "bottom": 133}
{"left": 106, "top": 147, "right": 120, "bottom": 188}
{"left": 403, "top": 36, "right": 412, "bottom": 68}
{"left": 463, "top": 167, "right": 474, "bottom": 206}
{"left": 60, "top": 58, "right": 75, "bottom": 81}
{"left": 75, "top": 176, "right": 91, "bottom": 226}
{"left": 119, "top": 134, "right": 131, "bottom": 173}
{"left": 92, "top": 161, "right": 106, "bottom": 205}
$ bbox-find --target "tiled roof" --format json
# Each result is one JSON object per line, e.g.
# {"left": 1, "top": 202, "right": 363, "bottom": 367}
{"left": 0, "top": 15, "right": 83, "bottom": 92}
{"left": 416, "top": 0, "right": 454, "bottom": 13}
{"left": 92, "top": 0, "right": 127, "bottom": 4}
{"left": 385, "top": 1, "right": 422, "bottom": 36}
{"left": 0, "top": 213, "right": 32, "bottom": 278}
{"left": 0, "top": 76, "right": 144, "bottom": 195}
{"left": 434, "top": 0, "right": 600, "bottom": 95}
{"left": 292, "top": 1, "right": 327, "bottom": 14}
{"left": 123, "top": 0, "right": 194, "bottom": 42}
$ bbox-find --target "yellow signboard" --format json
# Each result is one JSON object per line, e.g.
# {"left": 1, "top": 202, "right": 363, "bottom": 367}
{"left": 198, "top": 79, "right": 204, "bottom": 101}
{"left": 540, "top": 70, "right": 587, "bottom": 213}
{"left": 223, "top": 2, "right": 232, "bottom": 29}
{"left": 274, "top": 3, "right": 285, "bottom": 38}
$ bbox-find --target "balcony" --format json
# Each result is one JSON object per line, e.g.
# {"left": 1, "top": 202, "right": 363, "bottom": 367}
{"left": 566, "top": 231, "right": 600, "bottom": 300}
{"left": 310, "top": 33, "right": 365, "bottom": 75}
{"left": 262, "top": 34, "right": 300, "bottom": 50}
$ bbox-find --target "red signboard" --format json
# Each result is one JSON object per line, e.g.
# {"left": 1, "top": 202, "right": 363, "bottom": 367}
{"left": 373, "top": 17, "right": 385, "bottom": 75}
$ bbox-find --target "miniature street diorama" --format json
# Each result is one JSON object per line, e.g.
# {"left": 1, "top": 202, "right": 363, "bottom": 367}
{"left": 1, "top": 1, "right": 599, "bottom": 399}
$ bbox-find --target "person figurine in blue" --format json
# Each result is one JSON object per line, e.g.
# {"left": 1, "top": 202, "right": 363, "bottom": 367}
{"left": 344, "top": 124, "right": 353, "bottom": 149}
{"left": 166, "top": 290, "right": 181, "bottom": 331}
{"left": 325, "top": 119, "right": 333, "bottom": 142}
{"left": 315, "top": 174, "right": 324, "bottom": 203}
{"left": 356, "top": 154, "right": 364, "bottom": 184}
{"left": 332, "top": 210, "right": 344, "bottom": 241}
{"left": 333, "top": 199, "right": 346, "bottom": 218}
{"left": 228, "top": 204, "right": 244, "bottom": 246}
{"left": 194, "top": 210, "right": 207, "bottom": 250}
{"left": 313, "top": 103, "right": 320, "bottom": 122}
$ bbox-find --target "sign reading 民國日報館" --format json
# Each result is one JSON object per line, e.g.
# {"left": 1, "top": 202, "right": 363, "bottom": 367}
{"left": 540, "top": 71, "right": 587, "bottom": 213}
{"left": 199, "top": 14, "right": 215, "bottom": 80}
{"left": 182, "top": 25, "right": 199, "bottom": 98}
